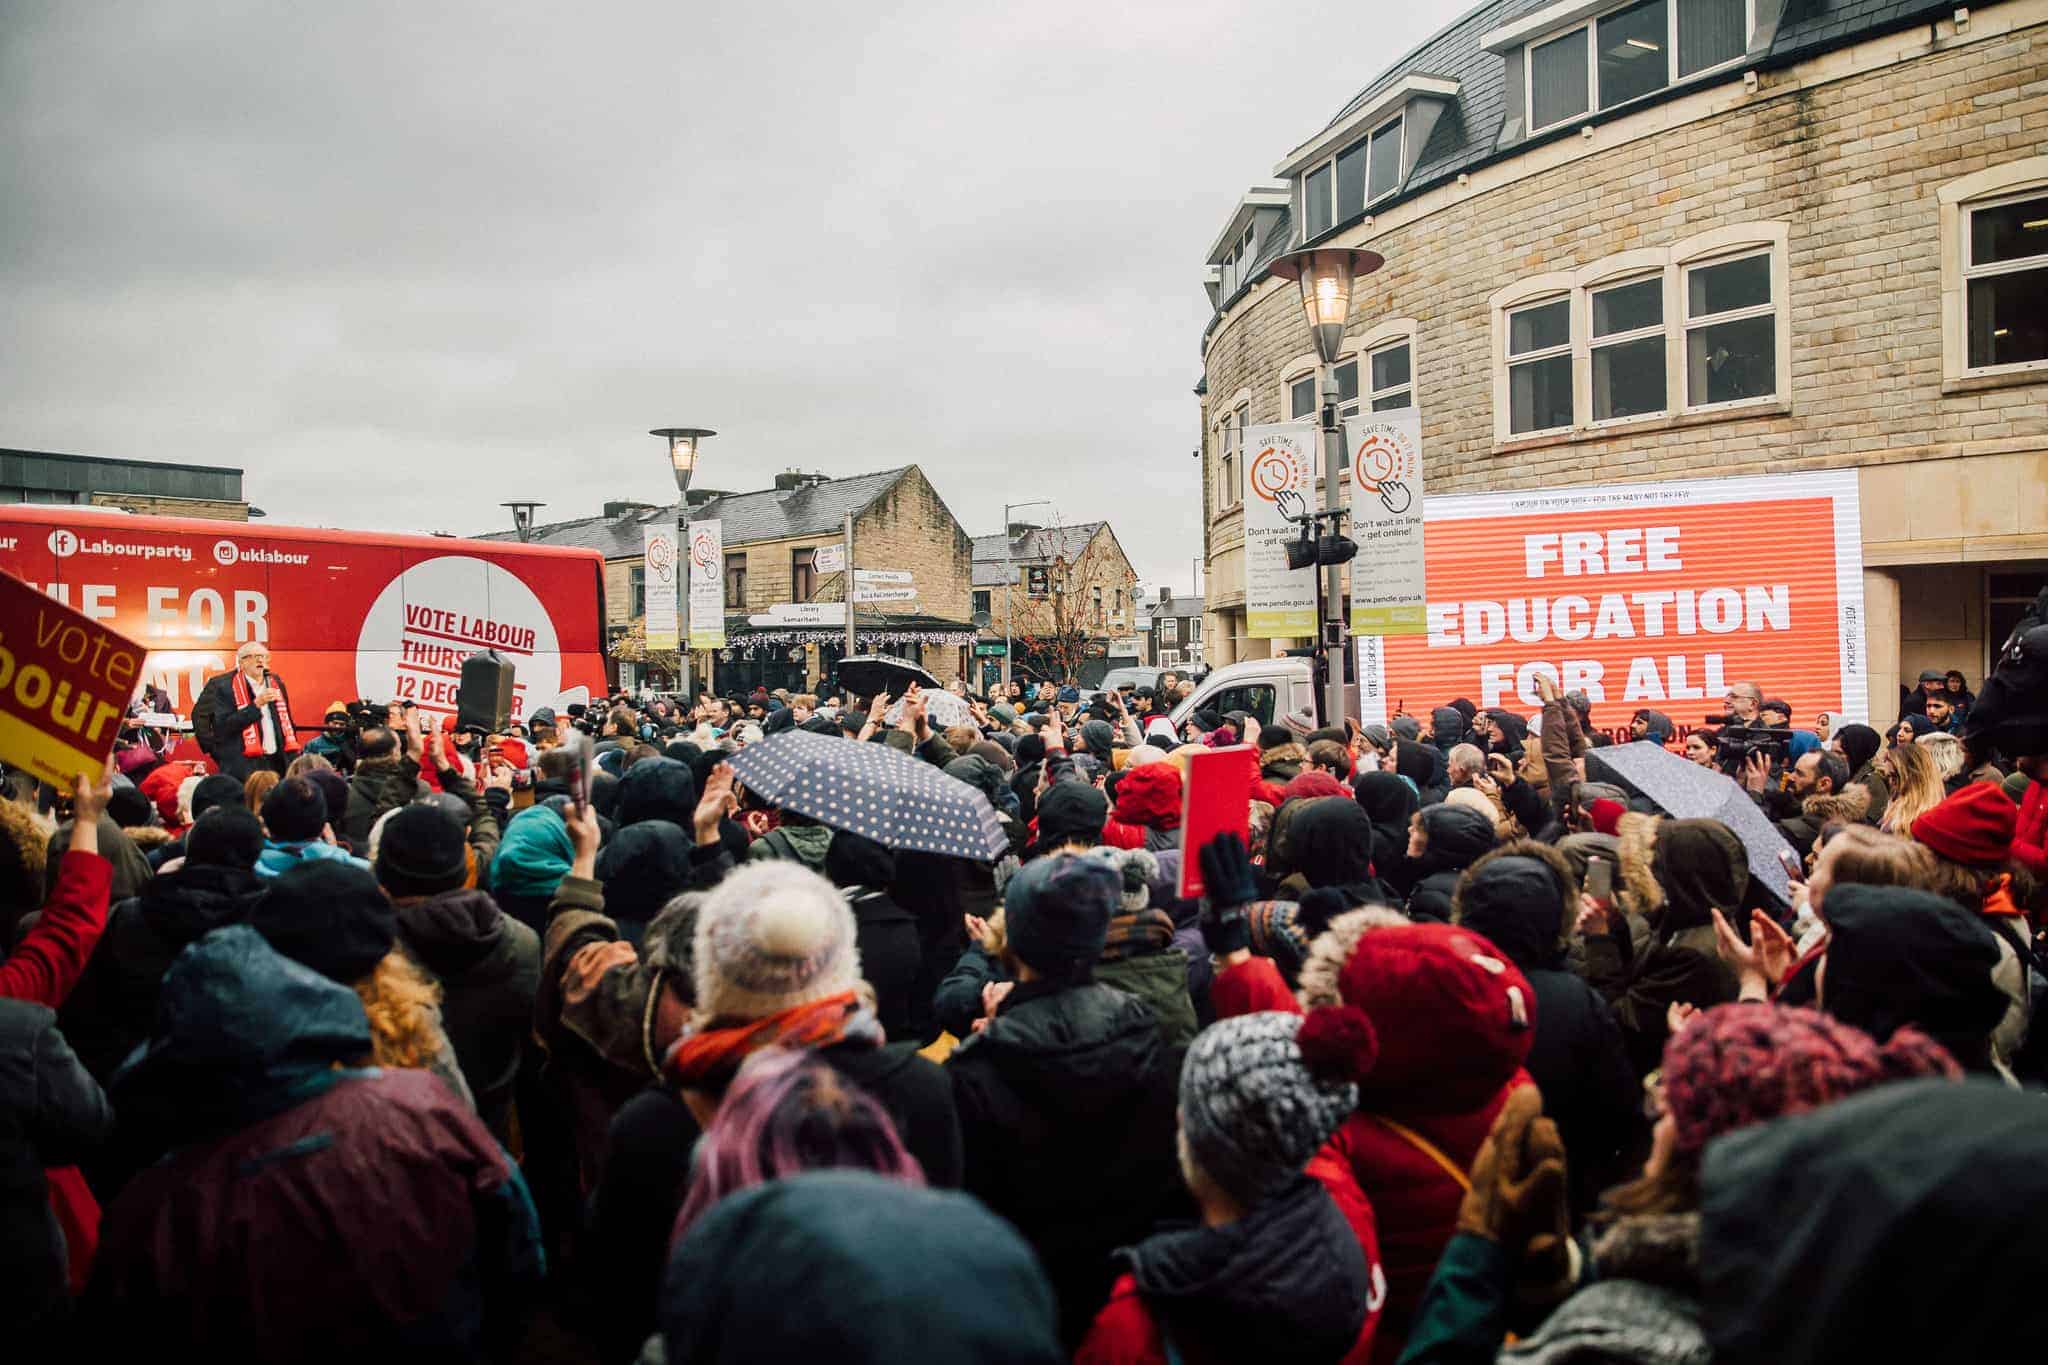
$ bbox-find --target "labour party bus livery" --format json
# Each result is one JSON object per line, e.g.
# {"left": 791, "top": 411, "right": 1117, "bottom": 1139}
{"left": 0, "top": 506, "right": 608, "bottom": 731}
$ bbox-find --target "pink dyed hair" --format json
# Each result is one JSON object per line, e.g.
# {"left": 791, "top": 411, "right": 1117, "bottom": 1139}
{"left": 671, "top": 1047, "right": 925, "bottom": 1241}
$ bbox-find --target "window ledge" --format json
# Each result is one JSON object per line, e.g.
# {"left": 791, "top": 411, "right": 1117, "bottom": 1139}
{"left": 1492, "top": 397, "right": 1790, "bottom": 454}
{"left": 1942, "top": 366, "right": 2048, "bottom": 396}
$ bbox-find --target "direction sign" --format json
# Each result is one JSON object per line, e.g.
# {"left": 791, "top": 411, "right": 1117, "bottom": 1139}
{"left": 853, "top": 569, "right": 912, "bottom": 585}
{"left": 852, "top": 585, "right": 918, "bottom": 603}
{"left": 747, "top": 602, "right": 847, "bottom": 626}
{"left": 812, "top": 544, "right": 845, "bottom": 573}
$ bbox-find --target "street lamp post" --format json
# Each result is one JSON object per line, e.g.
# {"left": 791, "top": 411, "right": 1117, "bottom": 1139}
{"left": 651, "top": 428, "right": 715, "bottom": 699}
{"left": 500, "top": 501, "right": 545, "bottom": 543}
{"left": 1269, "top": 247, "right": 1383, "bottom": 729}
{"left": 1002, "top": 498, "right": 1057, "bottom": 687}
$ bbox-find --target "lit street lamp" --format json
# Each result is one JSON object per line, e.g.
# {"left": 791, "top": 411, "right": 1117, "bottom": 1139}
{"left": 1268, "top": 247, "right": 1383, "bottom": 728}
{"left": 652, "top": 427, "right": 716, "bottom": 495}
{"left": 650, "top": 427, "right": 716, "bottom": 697}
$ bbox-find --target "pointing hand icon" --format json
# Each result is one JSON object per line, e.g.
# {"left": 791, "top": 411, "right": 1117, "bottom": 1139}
{"left": 1377, "top": 479, "right": 1412, "bottom": 515}
{"left": 1274, "top": 488, "right": 1308, "bottom": 522}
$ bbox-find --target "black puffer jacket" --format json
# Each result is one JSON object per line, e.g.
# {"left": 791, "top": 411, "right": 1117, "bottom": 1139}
{"left": 59, "top": 864, "right": 268, "bottom": 1083}
{"left": 1403, "top": 805, "right": 1497, "bottom": 922}
{"left": 1453, "top": 842, "right": 1640, "bottom": 1218}
{"left": 950, "top": 980, "right": 1186, "bottom": 1348}
{"left": 1354, "top": 771, "right": 1421, "bottom": 897}
{"left": 0, "top": 999, "right": 112, "bottom": 1334}
{"left": 343, "top": 756, "right": 422, "bottom": 848}
{"left": 393, "top": 888, "right": 540, "bottom": 1142}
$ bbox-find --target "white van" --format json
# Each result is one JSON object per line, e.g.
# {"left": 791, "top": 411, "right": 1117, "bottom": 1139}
{"left": 1169, "top": 656, "right": 1340, "bottom": 731}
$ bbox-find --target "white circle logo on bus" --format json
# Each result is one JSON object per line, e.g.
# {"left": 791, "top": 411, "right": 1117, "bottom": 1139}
{"left": 353, "top": 555, "right": 561, "bottom": 723}
{"left": 212, "top": 539, "right": 240, "bottom": 566}
{"left": 47, "top": 529, "right": 78, "bottom": 557}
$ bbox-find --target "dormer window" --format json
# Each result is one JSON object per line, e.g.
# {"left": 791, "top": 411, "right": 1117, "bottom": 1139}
{"left": 1218, "top": 224, "right": 1258, "bottom": 297}
{"left": 1206, "top": 186, "right": 1290, "bottom": 305}
{"left": 1491, "top": 0, "right": 1751, "bottom": 136}
{"left": 1303, "top": 113, "right": 1405, "bottom": 240}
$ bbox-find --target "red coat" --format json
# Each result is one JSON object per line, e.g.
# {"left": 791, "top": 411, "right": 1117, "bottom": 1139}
{"left": 1077, "top": 1151, "right": 1383, "bottom": 1365}
{"left": 1321, "top": 1075, "right": 1532, "bottom": 1365}
{"left": 0, "top": 851, "right": 111, "bottom": 1008}
{"left": 2012, "top": 779, "right": 2048, "bottom": 885}
{"left": 1210, "top": 955, "right": 1300, "bottom": 1019}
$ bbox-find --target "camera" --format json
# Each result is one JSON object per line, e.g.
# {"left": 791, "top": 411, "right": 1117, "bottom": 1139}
{"left": 1714, "top": 723, "right": 1791, "bottom": 773}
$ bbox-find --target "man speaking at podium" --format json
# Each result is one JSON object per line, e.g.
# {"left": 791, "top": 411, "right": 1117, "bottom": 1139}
{"left": 193, "top": 640, "right": 303, "bottom": 779}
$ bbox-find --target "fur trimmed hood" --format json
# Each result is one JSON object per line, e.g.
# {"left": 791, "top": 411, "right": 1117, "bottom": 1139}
{"left": 1296, "top": 905, "right": 1411, "bottom": 1009}
{"left": 1616, "top": 811, "right": 1664, "bottom": 917}
{"left": 1615, "top": 811, "right": 1745, "bottom": 935}
{"left": 1801, "top": 787, "right": 1870, "bottom": 825}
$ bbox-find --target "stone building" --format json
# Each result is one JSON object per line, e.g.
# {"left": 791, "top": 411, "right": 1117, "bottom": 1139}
{"left": 970, "top": 521, "right": 1141, "bottom": 686}
{"left": 1, "top": 448, "right": 251, "bottom": 520}
{"left": 490, "top": 466, "right": 976, "bottom": 694}
{"left": 1145, "top": 588, "right": 1207, "bottom": 671}
{"left": 1196, "top": 0, "right": 2048, "bottom": 715}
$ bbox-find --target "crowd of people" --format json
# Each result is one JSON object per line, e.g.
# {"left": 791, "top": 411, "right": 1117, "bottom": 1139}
{"left": 3, "top": 635, "right": 2046, "bottom": 1363}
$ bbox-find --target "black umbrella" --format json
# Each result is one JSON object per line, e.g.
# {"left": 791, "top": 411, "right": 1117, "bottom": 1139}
{"left": 724, "top": 730, "right": 1009, "bottom": 862}
{"left": 1586, "top": 741, "right": 1797, "bottom": 905}
{"left": 834, "top": 654, "right": 942, "bottom": 699}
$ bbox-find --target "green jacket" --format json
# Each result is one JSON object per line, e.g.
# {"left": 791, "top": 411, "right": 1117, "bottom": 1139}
{"left": 1095, "top": 947, "right": 1197, "bottom": 1048}
{"left": 747, "top": 823, "right": 834, "bottom": 872}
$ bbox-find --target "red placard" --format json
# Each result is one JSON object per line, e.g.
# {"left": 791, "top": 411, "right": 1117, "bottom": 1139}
{"left": 1177, "top": 744, "right": 1258, "bottom": 900}
{"left": 0, "top": 569, "right": 148, "bottom": 786}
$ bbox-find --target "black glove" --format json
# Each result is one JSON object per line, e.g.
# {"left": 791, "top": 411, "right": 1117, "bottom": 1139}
{"left": 1199, "top": 833, "right": 1258, "bottom": 957}
{"left": 1200, "top": 832, "right": 1259, "bottom": 909}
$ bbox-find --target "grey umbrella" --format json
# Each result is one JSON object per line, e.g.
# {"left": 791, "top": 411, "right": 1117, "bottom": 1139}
{"left": 1586, "top": 741, "right": 1798, "bottom": 905}
{"left": 724, "top": 730, "right": 1009, "bottom": 862}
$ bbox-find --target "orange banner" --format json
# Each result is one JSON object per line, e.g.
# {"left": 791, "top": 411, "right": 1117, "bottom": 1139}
{"left": 1356, "top": 472, "right": 1864, "bottom": 738}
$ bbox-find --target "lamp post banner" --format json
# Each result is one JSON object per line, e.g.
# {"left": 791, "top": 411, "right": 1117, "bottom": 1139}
{"left": 1350, "top": 468, "right": 1866, "bottom": 736}
{"left": 687, "top": 519, "right": 725, "bottom": 650}
{"left": 642, "top": 525, "right": 679, "bottom": 651}
{"left": 1346, "top": 408, "right": 1427, "bottom": 636}
{"left": 1242, "top": 422, "right": 1318, "bottom": 639}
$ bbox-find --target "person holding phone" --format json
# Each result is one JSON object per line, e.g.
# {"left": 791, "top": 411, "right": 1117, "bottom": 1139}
{"left": 192, "top": 641, "right": 301, "bottom": 780}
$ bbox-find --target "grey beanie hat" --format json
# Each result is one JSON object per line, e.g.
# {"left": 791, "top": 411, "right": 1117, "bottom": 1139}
{"left": 1390, "top": 714, "right": 1422, "bottom": 741}
{"left": 1178, "top": 1006, "right": 1377, "bottom": 1206}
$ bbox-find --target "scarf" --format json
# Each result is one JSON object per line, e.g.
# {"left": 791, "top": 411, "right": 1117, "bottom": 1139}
{"left": 1100, "top": 908, "right": 1176, "bottom": 962}
{"left": 662, "top": 990, "right": 879, "bottom": 1089}
{"left": 1981, "top": 872, "right": 2023, "bottom": 920}
{"left": 231, "top": 668, "right": 300, "bottom": 759}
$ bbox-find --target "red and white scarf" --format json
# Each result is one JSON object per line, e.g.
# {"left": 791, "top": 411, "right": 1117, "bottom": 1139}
{"left": 231, "top": 668, "right": 301, "bottom": 759}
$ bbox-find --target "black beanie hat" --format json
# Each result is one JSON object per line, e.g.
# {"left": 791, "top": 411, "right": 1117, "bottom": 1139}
{"left": 1002, "top": 855, "right": 1118, "bottom": 977}
{"left": 252, "top": 860, "right": 396, "bottom": 983}
{"left": 107, "top": 785, "right": 155, "bottom": 829}
{"left": 1015, "top": 735, "right": 1048, "bottom": 767}
{"left": 190, "top": 773, "right": 246, "bottom": 822}
{"left": 260, "top": 778, "right": 331, "bottom": 843}
{"left": 187, "top": 806, "right": 265, "bottom": 871}
{"left": 375, "top": 803, "right": 471, "bottom": 898}
{"left": 824, "top": 828, "right": 898, "bottom": 890}
{"left": 1034, "top": 781, "right": 1109, "bottom": 848}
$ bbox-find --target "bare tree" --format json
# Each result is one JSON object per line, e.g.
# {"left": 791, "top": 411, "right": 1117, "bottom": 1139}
{"left": 1012, "top": 523, "right": 1131, "bottom": 685}
{"left": 608, "top": 618, "right": 682, "bottom": 686}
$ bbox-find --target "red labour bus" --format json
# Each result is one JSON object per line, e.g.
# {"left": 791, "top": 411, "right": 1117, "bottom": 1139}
{"left": 0, "top": 506, "right": 608, "bottom": 733}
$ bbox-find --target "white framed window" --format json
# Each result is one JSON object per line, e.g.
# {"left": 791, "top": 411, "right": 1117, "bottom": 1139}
{"left": 1160, "top": 618, "right": 1179, "bottom": 644}
{"left": 1489, "top": 224, "right": 1784, "bottom": 441}
{"left": 1506, "top": 297, "right": 1574, "bottom": 435}
{"left": 1963, "top": 190, "right": 2048, "bottom": 373}
{"left": 1300, "top": 113, "right": 1404, "bottom": 241}
{"left": 1939, "top": 159, "right": 2048, "bottom": 385}
{"left": 1190, "top": 617, "right": 1203, "bottom": 642}
{"left": 1217, "top": 223, "right": 1258, "bottom": 298}
{"left": 1367, "top": 338, "right": 1413, "bottom": 411}
{"left": 1216, "top": 403, "right": 1248, "bottom": 511}
{"left": 1526, "top": 0, "right": 1750, "bottom": 135}
{"left": 1682, "top": 250, "right": 1775, "bottom": 409}
{"left": 1590, "top": 275, "right": 1666, "bottom": 421}
{"left": 1287, "top": 372, "right": 1317, "bottom": 420}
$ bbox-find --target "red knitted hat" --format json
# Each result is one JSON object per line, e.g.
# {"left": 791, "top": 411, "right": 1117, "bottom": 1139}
{"left": 1589, "top": 798, "right": 1626, "bottom": 837}
{"left": 1335, "top": 922, "right": 1535, "bottom": 1112}
{"left": 1113, "top": 760, "right": 1183, "bottom": 830}
{"left": 1282, "top": 771, "right": 1351, "bottom": 804}
{"left": 1661, "top": 1002, "right": 1959, "bottom": 1156}
{"left": 1911, "top": 783, "right": 2018, "bottom": 866}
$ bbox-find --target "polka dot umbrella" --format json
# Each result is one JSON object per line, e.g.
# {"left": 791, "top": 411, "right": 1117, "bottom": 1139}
{"left": 724, "top": 730, "right": 1010, "bottom": 862}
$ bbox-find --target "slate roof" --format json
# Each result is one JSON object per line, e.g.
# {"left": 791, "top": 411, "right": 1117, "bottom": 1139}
{"left": 480, "top": 467, "right": 913, "bottom": 559}
{"left": 970, "top": 522, "right": 1110, "bottom": 588}
{"left": 1150, "top": 593, "right": 1206, "bottom": 621}
{"left": 1212, "top": 0, "right": 1959, "bottom": 324}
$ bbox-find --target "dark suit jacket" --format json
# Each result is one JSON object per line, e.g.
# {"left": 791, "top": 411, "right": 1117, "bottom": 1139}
{"left": 192, "top": 670, "right": 295, "bottom": 779}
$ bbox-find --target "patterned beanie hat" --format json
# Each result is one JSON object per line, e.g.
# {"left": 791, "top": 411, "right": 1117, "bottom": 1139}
{"left": 1178, "top": 1006, "right": 1377, "bottom": 1206}
{"left": 1661, "top": 1001, "right": 1960, "bottom": 1157}
{"left": 693, "top": 860, "right": 861, "bottom": 1023}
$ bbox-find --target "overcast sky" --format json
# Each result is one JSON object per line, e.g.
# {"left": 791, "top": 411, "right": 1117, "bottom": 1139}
{"left": 0, "top": 0, "right": 1465, "bottom": 597}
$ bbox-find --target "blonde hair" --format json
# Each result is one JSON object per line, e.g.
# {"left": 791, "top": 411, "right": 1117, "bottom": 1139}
{"left": 286, "top": 752, "right": 335, "bottom": 779}
{"left": 244, "top": 769, "right": 280, "bottom": 814}
{"left": 1881, "top": 743, "right": 1947, "bottom": 836}
{"left": 355, "top": 950, "right": 449, "bottom": 1071}
{"left": 1915, "top": 731, "right": 1965, "bottom": 782}
{"left": 1823, "top": 824, "right": 1939, "bottom": 893}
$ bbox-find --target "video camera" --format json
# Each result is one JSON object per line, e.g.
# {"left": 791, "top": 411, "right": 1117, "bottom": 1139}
{"left": 1705, "top": 714, "right": 1793, "bottom": 773}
